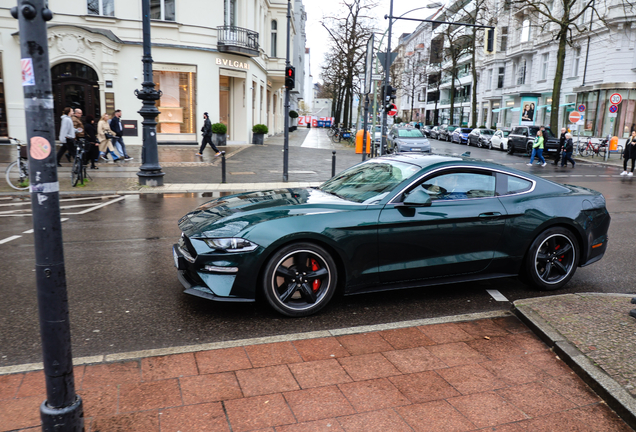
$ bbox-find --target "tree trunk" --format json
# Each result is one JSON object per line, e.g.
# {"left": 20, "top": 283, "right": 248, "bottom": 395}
{"left": 471, "top": 28, "right": 478, "bottom": 128}
{"left": 550, "top": 27, "right": 569, "bottom": 133}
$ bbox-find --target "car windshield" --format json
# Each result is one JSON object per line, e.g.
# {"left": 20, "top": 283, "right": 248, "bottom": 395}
{"left": 319, "top": 159, "right": 421, "bottom": 204}
{"left": 397, "top": 129, "right": 424, "bottom": 138}
{"left": 461, "top": 128, "right": 473, "bottom": 133}
{"left": 447, "top": 126, "right": 457, "bottom": 131}
{"left": 481, "top": 130, "right": 494, "bottom": 135}
{"left": 529, "top": 126, "right": 555, "bottom": 138}
{"left": 502, "top": 131, "right": 510, "bottom": 137}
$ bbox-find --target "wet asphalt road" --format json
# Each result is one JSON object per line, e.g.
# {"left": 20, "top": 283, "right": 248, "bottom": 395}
{"left": 0, "top": 139, "right": 634, "bottom": 367}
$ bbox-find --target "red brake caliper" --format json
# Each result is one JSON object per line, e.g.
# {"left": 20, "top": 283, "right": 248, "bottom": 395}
{"left": 311, "top": 259, "right": 321, "bottom": 291}
{"left": 555, "top": 244, "right": 564, "bottom": 261}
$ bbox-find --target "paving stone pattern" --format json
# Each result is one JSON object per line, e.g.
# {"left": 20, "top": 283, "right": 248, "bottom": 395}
{"left": 515, "top": 293, "right": 636, "bottom": 397}
{"left": 0, "top": 317, "right": 631, "bottom": 431}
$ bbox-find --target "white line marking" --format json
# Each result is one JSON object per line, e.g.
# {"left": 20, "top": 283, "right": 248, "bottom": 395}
{"left": 76, "top": 195, "right": 126, "bottom": 215}
{"left": 0, "top": 235, "right": 22, "bottom": 245}
{"left": 22, "top": 229, "right": 34, "bottom": 234}
{"left": 61, "top": 218, "right": 69, "bottom": 222}
{"left": 486, "top": 289, "right": 509, "bottom": 302}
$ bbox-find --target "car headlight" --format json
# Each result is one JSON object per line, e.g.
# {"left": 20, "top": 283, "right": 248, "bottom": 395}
{"left": 203, "top": 238, "right": 259, "bottom": 252}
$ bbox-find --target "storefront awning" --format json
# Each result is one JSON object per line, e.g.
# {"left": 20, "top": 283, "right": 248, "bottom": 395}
{"left": 536, "top": 104, "right": 550, "bottom": 109}
{"left": 492, "top": 107, "right": 513, "bottom": 113}
{"left": 559, "top": 102, "right": 575, "bottom": 107}
{"left": 511, "top": 107, "right": 520, "bottom": 112}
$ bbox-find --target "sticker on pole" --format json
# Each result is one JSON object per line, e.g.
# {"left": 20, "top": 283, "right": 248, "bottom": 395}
{"left": 21, "top": 58, "right": 35, "bottom": 86}
{"left": 609, "top": 93, "right": 622, "bottom": 105}
{"left": 30, "top": 136, "right": 51, "bottom": 160}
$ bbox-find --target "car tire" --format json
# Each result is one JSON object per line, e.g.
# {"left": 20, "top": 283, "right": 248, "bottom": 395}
{"left": 507, "top": 144, "right": 514, "bottom": 155}
{"left": 523, "top": 227, "right": 579, "bottom": 291}
{"left": 488, "top": 141, "right": 493, "bottom": 150}
{"left": 262, "top": 242, "right": 338, "bottom": 317}
{"left": 526, "top": 141, "right": 534, "bottom": 154}
{"left": 477, "top": 139, "right": 482, "bottom": 148}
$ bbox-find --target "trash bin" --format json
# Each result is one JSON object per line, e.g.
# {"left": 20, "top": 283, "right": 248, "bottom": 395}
{"left": 355, "top": 129, "right": 371, "bottom": 154}
{"left": 317, "top": 120, "right": 325, "bottom": 128}
{"left": 325, "top": 120, "right": 332, "bottom": 128}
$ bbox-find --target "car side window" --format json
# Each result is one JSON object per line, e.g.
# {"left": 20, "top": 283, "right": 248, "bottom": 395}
{"left": 419, "top": 172, "right": 496, "bottom": 201}
{"left": 496, "top": 173, "right": 533, "bottom": 196}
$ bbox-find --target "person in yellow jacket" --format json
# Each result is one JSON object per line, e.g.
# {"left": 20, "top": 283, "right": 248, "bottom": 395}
{"left": 527, "top": 130, "right": 546, "bottom": 167}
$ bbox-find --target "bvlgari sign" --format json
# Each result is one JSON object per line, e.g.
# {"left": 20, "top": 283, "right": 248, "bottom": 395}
{"left": 216, "top": 58, "right": 250, "bottom": 70}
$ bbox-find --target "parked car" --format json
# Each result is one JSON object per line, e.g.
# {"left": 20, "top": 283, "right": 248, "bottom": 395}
{"left": 173, "top": 154, "right": 610, "bottom": 317}
{"left": 451, "top": 127, "right": 474, "bottom": 144}
{"left": 490, "top": 129, "right": 511, "bottom": 151}
{"left": 438, "top": 125, "right": 459, "bottom": 141}
{"left": 421, "top": 125, "right": 432, "bottom": 137}
{"left": 468, "top": 128, "right": 495, "bottom": 147}
{"left": 429, "top": 126, "right": 441, "bottom": 140}
{"left": 507, "top": 126, "right": 560, "bottom": 155}
{"left": 387, "top": 126, "right": 431, "bottom": 154}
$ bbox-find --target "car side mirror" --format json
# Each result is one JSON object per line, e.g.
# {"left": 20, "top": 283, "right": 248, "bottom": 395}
{"left": 400, "top": 189, "right": 432, "bottom": 207}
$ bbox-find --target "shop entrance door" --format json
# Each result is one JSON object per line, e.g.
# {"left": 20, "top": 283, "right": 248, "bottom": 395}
{"left": 51, "top": 62, "right": 100, "bottom": 134}
{"left": 220, "top": 76, "right": 231, "bottom": 139}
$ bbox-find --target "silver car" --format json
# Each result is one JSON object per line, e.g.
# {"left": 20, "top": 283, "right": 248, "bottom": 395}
{"left": 388, "top": 127, "right": 431, "bottom": 154}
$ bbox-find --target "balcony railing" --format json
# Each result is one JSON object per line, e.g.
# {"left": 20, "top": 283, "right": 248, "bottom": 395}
{"left": 217, "top": 26, "right": 259, "bottom": 57}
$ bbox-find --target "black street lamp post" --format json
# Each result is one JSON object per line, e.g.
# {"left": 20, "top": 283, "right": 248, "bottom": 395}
{"left": 136, "top": 0, "right": 165, "bottom": 186}
{"left": 11, "top": 1, "right": 83, "bottom": 430}
{"left": 283, "top": 0, "right": 291, "bottom": 182}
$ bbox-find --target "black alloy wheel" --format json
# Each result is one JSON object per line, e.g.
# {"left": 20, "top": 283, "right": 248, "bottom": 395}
{"left": 263, "top": 243, "right": 338, "bottom": 317}
{"left": 507, "top": 143, "right": 515, "bottom": 154}
{"left": 526, "top": 141, "right": 534, "bottom": 154}
{"left": 524, "top": 227, "right": 579, "bottom": 291}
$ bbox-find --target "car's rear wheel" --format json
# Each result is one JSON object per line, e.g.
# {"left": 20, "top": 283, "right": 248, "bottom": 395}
{"left": 526, "top": 141, "right": 533, "bottom": 154}
{"left": 488, "top": 140, "right": 493, "bottom": 150}
{"left": 507, "top": 144, "right": 514, "bottom": 154}
{"left": 263, "top": 243, "right": 337, "bottom": 317}
{"left": 524, "top": 227, "right": 579, "bottom": 291}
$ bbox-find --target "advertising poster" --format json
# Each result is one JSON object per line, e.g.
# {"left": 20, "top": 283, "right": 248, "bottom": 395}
{"left": 519, "top": 96, "right": 538, "bottom": 125}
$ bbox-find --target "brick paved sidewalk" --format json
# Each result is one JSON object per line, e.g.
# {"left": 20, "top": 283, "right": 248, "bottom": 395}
{"left": 1, "top": 315, "right": 631, "bottom": 431}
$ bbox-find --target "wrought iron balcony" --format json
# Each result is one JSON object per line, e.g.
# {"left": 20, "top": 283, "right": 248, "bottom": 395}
{"left": 217, "top": 26, "right": 259, "bottom": 57}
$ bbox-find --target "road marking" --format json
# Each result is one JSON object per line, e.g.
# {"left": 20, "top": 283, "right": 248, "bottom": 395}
{"left": 486, "top": 289, "right": 509, "bottom": 302}
{"left": 0, "top": 196, "right": 125, "bottom": 217}
{"left": 22, "top": 229, "right": 33, "bottom": 234}
{"left": 75, "top": 196, "right": 126, "bottom": 215}
{"left": 0, "top": 235, "right": 21, "bottom": 244}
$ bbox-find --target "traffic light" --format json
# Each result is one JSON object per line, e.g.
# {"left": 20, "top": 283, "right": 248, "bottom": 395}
{"left": 485, "top": 28, "right": 496, "bottom": 54}
{"left": 384, "top": 84, "right": 396, "bottom": 110}
{"left": 285, "top": 66, "right": 295, "bottom": 89}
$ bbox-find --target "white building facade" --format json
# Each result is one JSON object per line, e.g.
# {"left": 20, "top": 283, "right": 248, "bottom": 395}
{"left": 0, "top": 0, "right": 307, "bottom": 145}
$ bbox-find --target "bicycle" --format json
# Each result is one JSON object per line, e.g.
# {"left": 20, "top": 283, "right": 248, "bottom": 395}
{"left": 5, "top": 137, "right": 29, "bottom": 191}
{"left": 71, "top": 138, "right": 91, "bottom": 187}
{"left": 578, "top": 138, "right": 607, "bottom": 157}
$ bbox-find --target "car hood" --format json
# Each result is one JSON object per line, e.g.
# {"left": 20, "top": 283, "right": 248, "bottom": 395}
{"left": 178, "top": 188, "right": 354, "bottom": 238}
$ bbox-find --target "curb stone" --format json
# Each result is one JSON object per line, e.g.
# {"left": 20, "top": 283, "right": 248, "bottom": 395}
{"left": 513, "top": 299, "right": 636, "bottom": 430}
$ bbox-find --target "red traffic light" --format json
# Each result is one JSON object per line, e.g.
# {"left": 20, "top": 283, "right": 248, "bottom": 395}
{"left": 285, "top": 66, "right": 295, "bottom": 89}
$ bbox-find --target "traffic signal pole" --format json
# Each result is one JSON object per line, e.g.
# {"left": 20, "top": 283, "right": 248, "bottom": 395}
{"left": 381, "top": 0, "right": 394, "bottom": 156}
{"left": 11, "top": 1, "right": 83, "bottom": 430}
{"left": 283, "top": 0, "right": 291, "bottom": 182}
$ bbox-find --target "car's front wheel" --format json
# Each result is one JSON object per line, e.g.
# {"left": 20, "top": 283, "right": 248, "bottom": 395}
{"left": 507, "top": 144, "right": 514, "bottom": 155}
{"left": 263, "top": 243, "right": 338, "bottom": 317}
{"left": 523, "top": 227, "right": 579, "bottom": 291}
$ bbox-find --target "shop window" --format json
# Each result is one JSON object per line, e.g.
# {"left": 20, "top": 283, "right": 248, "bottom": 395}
{"left": 87, "top": 0, "right": 114, "bottom": 16}
{"left": 151, "top": 0, "right": 175, "bottom": 21}
{"left": 0, "top": 53, "right": 7, "bottom": 137}
{"left": 105, "top": 92, "right": 115, "bottom": 114}
{"left": 153, "top": 69, "right": 196, "bottom": 134}
{"left": 271, "top": 20, "right": 277, "bottom": 57}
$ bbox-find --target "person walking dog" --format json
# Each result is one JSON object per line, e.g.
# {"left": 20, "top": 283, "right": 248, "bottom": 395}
{"left": 196, "top": 112, "right": 222, "bottom": 157}
{"left": 527, "top": 130, "right": 546, "bottom": 167}
{"left": 621, "top": 130, "right": 636, "bottom": 176}
{"left": 561, "top": 133, "right": 576, "bottom": 168}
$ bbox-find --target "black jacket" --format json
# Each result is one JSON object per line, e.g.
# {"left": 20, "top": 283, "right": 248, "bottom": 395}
{"left": 85, "top": 122, "right": 97, "bottom": 144}
{"left": 201, "top": 117, "right": 212, "bottom": 136}
{"left": 564, "top": 138, "right": 573, "bottom": 153}
{"left": 560, "top": 132, "right": 566, "bottom": 148}
{"left": 110, "top": 116, "right": 123, "bottom": 137}
{"left": 625, "top": 136, "right": 636, "bottom": 160}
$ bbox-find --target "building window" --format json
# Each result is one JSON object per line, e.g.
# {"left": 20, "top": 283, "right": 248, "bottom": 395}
{"left": 0, "top": 53, "right": 7, "bottom": 137}
{"left": 541, "top": 53, "right": 549, "bottom": 80}
{"left": 572, "top": 48, "right": 581, "bottom": 77}
{"left": 520, "top": 19, "right": 530, "bottom": 43}
{"left": 500, "top": 27, "right": 508, "bottom": 51}
{"left": 150, "top": 0, "right": 175, "bottom": 21}
{"left": 153, "top": 67, "right": 196, "bottom": 134}
{"left": 487, "top": 69, "right": 493, "bottom": 90}
{"left": 516, "top": 60, "right": 526, "bottom": 85}
{"left": 271, "top": 20, "right": 277, "bottom": 57}
{"left": 225, "top": 0, "right": 236, "bottom": 26}
{"left": 87, "top": 0, "right": 114, "bottom": 16}
{"left": 498, "top": 67, "right": 505, "bottom": 88}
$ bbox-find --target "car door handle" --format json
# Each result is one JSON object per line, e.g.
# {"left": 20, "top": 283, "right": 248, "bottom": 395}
{"left": 479, "top": 212, "right": 502, "bottom": 219}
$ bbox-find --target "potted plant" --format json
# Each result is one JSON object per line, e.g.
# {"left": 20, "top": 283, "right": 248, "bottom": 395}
{"left": 289, "top": 110, "right": 298, "bottom": 132}
{"left": 211, "top": 122, "right": 227, "bottom": 146}
{"left": 252, "top": 124, "right": 268, "bottom": 145}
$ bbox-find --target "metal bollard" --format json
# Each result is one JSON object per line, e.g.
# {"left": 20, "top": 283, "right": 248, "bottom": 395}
{"left": 221, "top": 152, "right": 226, "bottom": 183}
{"left": 332, "top": 151, "right": 336, "bottom": 177}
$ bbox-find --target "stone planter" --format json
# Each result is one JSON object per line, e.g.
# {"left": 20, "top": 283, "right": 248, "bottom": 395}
{"left": 213, "top": 133, "right": 227, "bottom": 147}
{"left": 252, "top": 133, "right": 264, "bottom": 145}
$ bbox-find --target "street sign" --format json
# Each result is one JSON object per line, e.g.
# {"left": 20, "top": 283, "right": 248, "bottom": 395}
{"left": 387, "top": 104, "right": 398, "bottom": 116}
{"left": 610, "top": 93, "right": 622, "bottom": 105}
{"left": 568, "top": 111, "right": 581, "bottom": 123}
{"left": 372, "top": 74, "right": 383, "bottom": 81}
{"left": 578, "top": 104, "right": 586, "bottom": 112}
{"left": 377, "top": 52, "right": 398, "bottom": 69}
{"left": 363, "top": 35, "right": 374, "bottom": 95}
{"left": 609, "top": 104, "right": 618, "bottom": 114}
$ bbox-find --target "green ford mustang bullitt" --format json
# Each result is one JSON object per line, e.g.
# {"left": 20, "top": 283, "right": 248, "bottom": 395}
{"left": 174, "top": 154, "right": 610, "bottom": 317}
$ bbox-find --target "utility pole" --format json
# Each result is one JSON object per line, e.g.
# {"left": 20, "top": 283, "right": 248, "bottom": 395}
{"left": 381, "top": 0, "right": 395, "bottom": 156}
{"left": 283, "top": 0, "right": 291, "bottom": 182}
{"left": 11, "top": 1, "right": 83, "bottom": 430}
{"left": 136, "top": 0, "right": 165, "bottom": 186}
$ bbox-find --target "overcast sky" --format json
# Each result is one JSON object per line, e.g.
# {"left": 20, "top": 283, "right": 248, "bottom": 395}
{"left": 304, "top": 0, "right": 444, "bottom": 84}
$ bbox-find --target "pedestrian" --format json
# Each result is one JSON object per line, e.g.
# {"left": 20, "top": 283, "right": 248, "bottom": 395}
{"left": 527, "top": 130, "right": 546, "bottom": 167}
{"left": 554, "top": 127, "right": 566, "bottom": 165}
{"left": 110, "top": 109, "right": 133, "bottom": 160}
{"left": 621, "top": 130, "right": 636, "bottom": 176}
{"left": 196, "top": 112, "right": 222, "bottom": 157}
{"left": 97, "top": 113, "right": 121, "bottom": 162}
{"left": 83, "top": 115, "right": 99, "bottom": 169}
{"left": 561, "top": 133, "right": 575, "bottom": 167}
{"left": 57, "top": 107, "right": 75, "bottom": 166}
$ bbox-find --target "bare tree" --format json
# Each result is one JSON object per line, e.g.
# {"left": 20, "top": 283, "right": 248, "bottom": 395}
{"left": 400, "top": 50, "right": 428, "bottom": 122}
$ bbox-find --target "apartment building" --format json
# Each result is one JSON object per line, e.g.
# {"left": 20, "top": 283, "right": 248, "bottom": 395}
{"left": 0, "top": 0, "right": 306, "bottom": 144}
